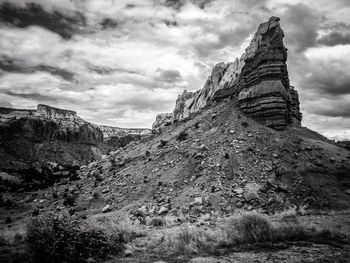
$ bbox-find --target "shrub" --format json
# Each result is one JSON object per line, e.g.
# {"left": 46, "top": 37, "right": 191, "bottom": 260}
{"left": 241, "top": 121, "right": 249, "bottom": 127}
{"left": 149, "top": 217, "right": 166, "bottom": 227}
{"left": 176, "top": 131, "right": 188, "bottom": 141}
{"left": 26, "top": 213, "right": 124, "bottom": 263}
{"left": 63, "top": 192, "right": 78, "bottom": 207}
{"left": 169, "top": 227, "right": 219, "bottom": 255}
{"left": 163, "top": 212, "right": 339, "bottom": 257}
{"left": 158, "top": 140, "right": 168, "bottom": 148}
{"left": 227, "top": 213, "right": 272, "bottom": 243}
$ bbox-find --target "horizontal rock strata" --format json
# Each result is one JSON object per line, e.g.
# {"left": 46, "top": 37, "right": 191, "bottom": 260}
{"left": 153, "top": 16, "right": 302, "bottom": 131}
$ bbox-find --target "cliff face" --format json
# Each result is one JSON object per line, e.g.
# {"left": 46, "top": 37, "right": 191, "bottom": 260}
{"left": 152, "top": 113, "right": 172, "bottom": 130}
{"left": 172, "top": 59, "right": 243, "bottom": 122}
{"left": 0, "top": 105, "right": 103, "bottom": 145}
{"left": 237, "top": 16, "right": 302, "bottom": 129}
{"left": 153, "top": 16, "right": 302, "bottom": 131}
{"left": 37, "top": 104, "right": 77, "bottom": 120}
{"left": 0, "top": 104, "right": 103, "bottom": 172}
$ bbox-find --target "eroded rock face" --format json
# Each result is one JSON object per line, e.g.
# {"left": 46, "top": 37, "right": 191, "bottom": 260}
{"left": 0, "top": 104, "right": 103, "bottom": 170}
{"left": 154, "top": 16, "right": 302, "bottom": 130}
{"left": 172, "top": 59, "right": 244, "bottom": 122}
{"left": 37, "top": 104, "right": 77, "bottom": 120}
{"left": 237, "top": 16, "right": 300, "bottom": 129}
{"left": 100, "top": 125, "right": 152, "bottom": 149}
{"left": 152, "top": 113, "right": 172, "bottom": 130}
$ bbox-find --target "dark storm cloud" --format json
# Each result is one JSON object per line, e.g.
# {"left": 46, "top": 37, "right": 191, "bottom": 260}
{"left": 282, "top": 3, "right": 323, "bottom": 53}
{"left": 0, "top": 56, "right": 75, "bottom": 81}
{"left": 317, "top": 31, "right": 350, "bottom": 46}
{"left": 304, "top": 73, "right": 350, "bottom": 96}
{"left": 88, "top": 65, "right": 116, "bottom": 75}
{"left": 155, "top": 68, "right": 181, "bottom": 83}
{"left": 0, "top": 2, "right": 86, "bottom": 39}
{"left": 316, "top": 105, "right": 350, "bottom": 118}
{"left": 163, "top": 0, "right": 213, "bottom": 10}
{"left": 4, "top": 90, "right": 59, "bottom": 102}
{"left": 100, "top": 18, "right": 119, "bottom": 30}
{"left": 308, "top": 98, "right": 350, "bottom": 118}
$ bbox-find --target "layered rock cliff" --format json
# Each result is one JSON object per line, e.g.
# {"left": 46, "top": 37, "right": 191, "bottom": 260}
{"left": 237, "top": 16, "right": 302, "bottom": 129}
{"left": 0, "top": 104, "right": 103, "bottom": 183}
{"left": 153, "top": 16, "right": 302, "bottom": 130}
{"left": 0, "top": 104, "right": 102, "bottom": 144}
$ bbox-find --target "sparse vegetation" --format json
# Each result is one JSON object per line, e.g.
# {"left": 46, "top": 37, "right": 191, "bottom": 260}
{"left": 149, "top": 216, "right": 166, "bottom": 227}
{"left": 227, "top": 212, "right": 272, "bottom": 243}
{"left": 158, "top": 139, "right": 168, "bottom": 147}
{"left": 164, "top": 212, "right": 338, "bottom": 256}
{"left": 166, "top": 226, "right": 221, "bottom": 255}
{"left": 176, "top": 130, "right": 188, "bottom": 141}
{"left": 63, "top": 192, "right": 78, "bottom": 206}
{"left": 241, "top": 121, "right": 249, "bottom": 127}
{"left": 26, "top": 212, "right": 125, "bottom": 263}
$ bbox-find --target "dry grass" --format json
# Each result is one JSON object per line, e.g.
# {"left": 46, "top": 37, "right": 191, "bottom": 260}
{"left": 26, "top": 212, "right": 125, "bottom": 263}
{"left": 163, "top": 211, "right": 335, "bottom": 256}
{"left": 90, "top": 216, "right": 145, "bottom": 242}
{"left": 166, "top": 225, "right": 225, "bottom": 255}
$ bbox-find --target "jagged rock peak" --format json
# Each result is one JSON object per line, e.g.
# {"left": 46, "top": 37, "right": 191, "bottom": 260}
{"left": 237, "top": 16, "right": 301, "bottom": 129}
{"left": 153, "top": 16, "right": 302, "bottom": 131}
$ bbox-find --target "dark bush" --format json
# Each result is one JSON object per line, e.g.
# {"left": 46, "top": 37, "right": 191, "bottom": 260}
{"left": 158, "top": 140, "right": 168, "bottom": 147}
{"left": 63, "top": 192, "right": 78, "bottom": 207}
{"left": 241, "top": 121, "right": 249, "bottom": 128}
{"left": 228, "top": 213, "right": 272, "bottom": 243}
{"left": 149, "top": 217, "right": 166, "bottom": 227}
{"left": 26, "top": 213, "right": 124, "bottom": 263}
{"left": 176, "top": 131, "right": 188, "bottom": 141}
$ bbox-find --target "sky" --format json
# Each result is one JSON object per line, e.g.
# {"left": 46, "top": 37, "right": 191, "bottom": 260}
{"left": 0, "top": 0, "right": 349, "bottom": 139}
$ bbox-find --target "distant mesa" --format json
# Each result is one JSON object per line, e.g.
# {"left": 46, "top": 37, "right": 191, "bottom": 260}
{"left": 153, "top": 16, "right": 302, "bottom": 131}
{"left": 0, "top": 104, "right": 78, "bottom": 121}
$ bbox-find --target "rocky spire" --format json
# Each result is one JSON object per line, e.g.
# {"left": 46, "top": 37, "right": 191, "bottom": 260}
{"left": 237, "top": 16, "right": 302, "bottom": 129}
{"left": 153, "top": 16, "right": 302, "bottom": 131}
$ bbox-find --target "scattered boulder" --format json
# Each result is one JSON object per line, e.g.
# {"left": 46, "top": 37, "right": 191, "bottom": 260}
{"left": 102, "top": 204, "right": 112, "bottom": 213}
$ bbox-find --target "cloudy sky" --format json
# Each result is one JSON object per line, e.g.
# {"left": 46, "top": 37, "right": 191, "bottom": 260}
{"left": 0, "top": 0, "right": 349, "bottom": 139}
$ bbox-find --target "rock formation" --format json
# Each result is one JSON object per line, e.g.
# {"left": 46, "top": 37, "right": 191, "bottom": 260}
{"left": 0, "top": 104, "right": 103, "bottom": 183}
{"left": 153, "top": 16, "right": 302, "bottom": 130}
{"left": 152, "top": 113, "right": 172, "bottom": 130}
{"left": 0, "top": 104, "right": 102, "bottom": 144}
{"left": 237, "top": 16, "right": 302, "bottom": 129}
{"left": 100, "top": 125, "right": 152, "bottom": 149}
{"left": 37, "top": 104, "right": 77, "bottom": 120}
